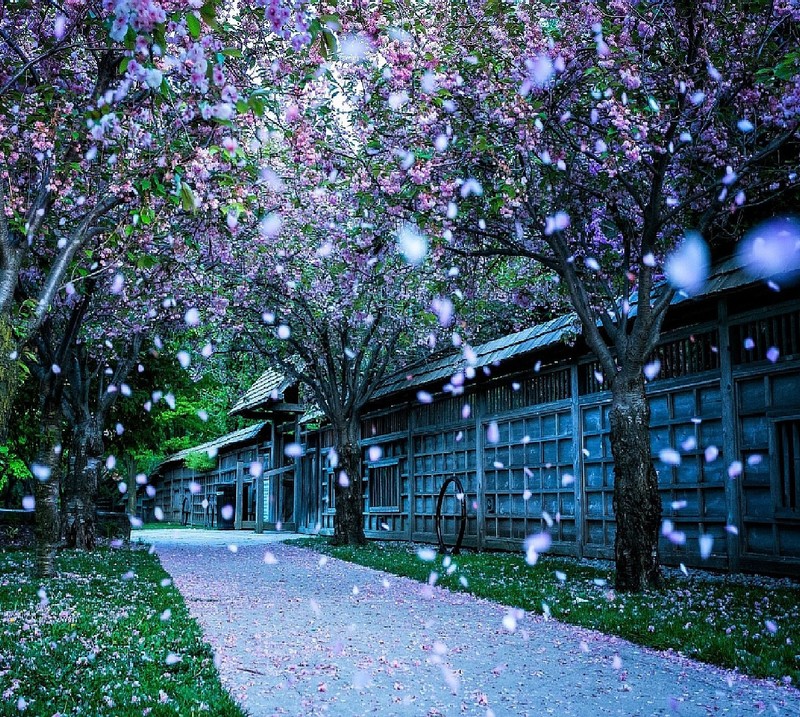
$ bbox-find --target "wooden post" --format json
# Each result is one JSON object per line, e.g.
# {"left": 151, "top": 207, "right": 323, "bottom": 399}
{"left": 570, "top": 362, "right": 584, "bottom": 558}
{"left": 255, "top": 448, "right": 264, "bottom": 534}
{"left": 475, "top": 393, "right": 486, "bottom": 551}
{"left": 718, "top": 298, "right": 741, "bottom": 571}
{"left": 270, "top": 421, "right": 278, "bottom": 524}
{"left": 406, "top": 402, "right": 415, "bottom": 541}
{"left": 293, "top": 415, "right": 301, "bottom": 529}
{"left": 235, "top": 460, "right": 244, "bottom": 530}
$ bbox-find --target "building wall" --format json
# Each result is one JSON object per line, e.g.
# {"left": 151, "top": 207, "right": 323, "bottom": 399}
{"left": 296, "top": 295, "right": 800, "bottom": 575}
{"left": 145, "top": 294, "right": 800, "bottom": 575}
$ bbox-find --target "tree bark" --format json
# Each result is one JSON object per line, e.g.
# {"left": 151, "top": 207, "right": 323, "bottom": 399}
{"left": 331, "top": 420, "right": 366, "bottom": 546}
{"left": 0, "top": 317, "right": 20, "bottom": 444}
{"left": 63, "top": 418, "right": 101, "bottom": 550}
{"left": 609, "top": 373, "right": 662, "bottom": 591}
{"left": 34, "top": 392, "right": 63, "bottom": 578}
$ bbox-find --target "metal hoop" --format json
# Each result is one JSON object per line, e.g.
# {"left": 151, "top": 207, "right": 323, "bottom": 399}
{"left": 435, "top": 476, "right": 467, "bottom": 555}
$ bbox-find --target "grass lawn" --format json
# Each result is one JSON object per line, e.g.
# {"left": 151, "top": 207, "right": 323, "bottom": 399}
{"left": 133, "top": 522, "right": 208, "bottom": 530}
{"left": 298, "top": 538, "right": 800, "bottom": 687}
{"left": 0, "top": 546, "right": 244, "bottom": 717}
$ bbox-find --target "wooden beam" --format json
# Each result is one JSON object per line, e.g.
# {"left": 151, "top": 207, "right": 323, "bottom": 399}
{"left": 234, "top": 461, "right": 244, "bottom": 530}
{"left": 718, "top": 298, "right": 741, "bottom": 571}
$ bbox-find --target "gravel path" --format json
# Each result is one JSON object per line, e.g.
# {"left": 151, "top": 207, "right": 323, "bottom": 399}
{"left": 146, "top": 532, "right": 799, "bottom": 717}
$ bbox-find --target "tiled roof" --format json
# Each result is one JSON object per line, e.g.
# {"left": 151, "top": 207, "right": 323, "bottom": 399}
{"left": 231, "top": 255, "right": 799, "bottom": 410}
{"left": 155, "top": 422, "right": 267, "bottom": 472}
{"left": 377, "top": 254, "right": 800, "bottom": 398}
{"left": 229, "top": 368, "right": 295, "bottom": 416}
{"left": 374, "top": 313, "right": 580, "bottom": 398}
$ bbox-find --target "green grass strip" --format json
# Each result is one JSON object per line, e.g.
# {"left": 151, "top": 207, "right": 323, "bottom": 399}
{"left": 0, "top": 547, "right": 245, "bottom": 717}
{"left": 298, "top": 538, "right": 800, "bottom": 687}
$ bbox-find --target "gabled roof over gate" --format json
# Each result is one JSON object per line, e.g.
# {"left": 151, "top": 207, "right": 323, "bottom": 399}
{"left": 229, "top": 368, "right": 301, "bottom": 418}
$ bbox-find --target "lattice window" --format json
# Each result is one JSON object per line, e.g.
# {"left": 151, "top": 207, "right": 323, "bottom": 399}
{"left": 578, "top": 361, "right": 605, "bottom": 395}
{"left": 730, "top": 308, "right": 800, "bottom": 365}
{"left": 321, "top": 447, "right": 336, "bottom": 513}
{"left": 362, "top": 410, "right": 408, "bottom": 438}
{"left": 319, "top": 428, "right": 336, "bottom": 448}
{"left": 485, "top": 368, "right": 572, "bottom": 413}
{"left": 776, "top": 419, "right": 800, "bottom": 511}
{"left": 368, "top": 461, "right": 401, "bottom": 512}
{"left": 652, "top": 330, "right": 719, "bottom": 379}
{"left": 412, "top": 428, "right": 478, "bottom": 537}
{"left": 579, "top": 331, "right": 719, "bottom": 394}
{"left": 415, "top": 395, "right": 467, "bottom": 427}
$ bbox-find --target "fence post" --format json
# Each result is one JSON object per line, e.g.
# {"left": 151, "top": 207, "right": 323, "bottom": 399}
{"left": 235, "top": 461, "right": 244, "bottom": 530}
{"left": 718, "top": 298, "right": 741, "bottom": 571}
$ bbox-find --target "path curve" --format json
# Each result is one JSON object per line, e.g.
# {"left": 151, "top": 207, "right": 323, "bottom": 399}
{"left": 145, "top": 532, "right": 799, "bottom": 717}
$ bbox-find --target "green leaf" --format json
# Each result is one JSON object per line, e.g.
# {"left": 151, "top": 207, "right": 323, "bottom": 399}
{"left": 153, "top": 23, "right": 166, "bottom": 49}
{"left": 137, "top": 255, "right": 159, "bottom": 270}
{"left": 774, "top": 57, "right": 797, "bottom": 81}
{"left": 220, "top": 47, "right": 243, "bottom": 58}
{"left": 319, "top": 13, "right": 341, "bottom": 30}
{"left": 200, "top": 2, "right": 220, "bottom": 30}
{"left": 186, "top": 13, "right": 201, "bottom": 39}
{"left": 249, "top": 96, "right": 265, "bottom": 117}
{"left": 124, "top": 25, "right": 137, "bottom": 50}
{"left": 180, "top": 183, "right": 197, "bottom": 212}
{"left": 322, "top": 28, "right": 337, "bottom": 58}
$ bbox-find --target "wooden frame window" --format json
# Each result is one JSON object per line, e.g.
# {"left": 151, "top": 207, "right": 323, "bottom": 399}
{"left": 775, "top": 417, "right": 800, "bottom": 512}
{"left": 368, "top": 459, "right": 400, "bottom": 512}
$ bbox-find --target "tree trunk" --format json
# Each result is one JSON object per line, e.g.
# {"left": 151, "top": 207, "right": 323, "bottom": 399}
{"left": 126, "top": 462, "right": 138, "bottom": 522}
{"left": 34, "top": 397, "right": 63, "bottom": 578}
{"left": 331, "top": 420, "right": 366, "bottom": 546}
{"left": 609, "top": 374, "right": 662, "bottom": 592}
{"left": 63, "top": 419, "right": 101, "bottom": 550}
{"left": 0, "top": 317, "right": 20, "bottom": 444}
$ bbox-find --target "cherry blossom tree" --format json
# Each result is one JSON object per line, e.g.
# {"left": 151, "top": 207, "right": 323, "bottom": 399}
{"left": 212, "top": 136, "right": 440, "bottom": 543}
{"left": 0, "top": 0, "right": 313, "bottom": 441}
{"left": 319, "top": 0, "right": 799, "bottom": 588}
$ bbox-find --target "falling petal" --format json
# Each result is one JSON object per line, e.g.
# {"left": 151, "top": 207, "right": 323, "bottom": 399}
{"left": 31, "top": 463, "right": 51, "bottom": 482}
{"left": 285, "top": 443, "right": 302, "bottom": 458}
{"left": 54, "top": 14, "right": 67, "bottom": 40}
{"left": 737, "top": 216, "right": 800, "bottom": 277}
{"left": 184, "top": 308, "right": 200, "bottom": 326}
{"left": 397, "top": 224, "right": 428, "bottom": 265}
{"left": 665, "top": 232, "right": 710, "bottom": 295}
{"left": 417, "top": 547, "right": 437, "bottom": 562}
{"left": 643, "top": 360, "right": 661, "bottom": 380}
{"left": 699, "top": 534, "right": 713, "bottom": 559}
{"left": 659, "top": 448, "right": 681, "bottom": 466}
